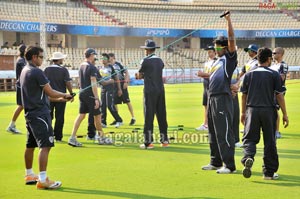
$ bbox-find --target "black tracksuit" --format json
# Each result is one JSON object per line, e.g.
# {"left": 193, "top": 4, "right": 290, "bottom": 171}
{"left": 207, "top": 51, "right": 237, "bottom": 171}
{"left": 139, "top": 54, "right": 168, "bottom": 146}
{"left": 240, "top": 66, "right": 286, "bottom": 177}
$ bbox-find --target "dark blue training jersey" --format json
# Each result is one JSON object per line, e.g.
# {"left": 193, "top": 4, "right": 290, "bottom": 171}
{"left": 240, "top": 67, "right": 286, "bottom": 107}
{"left": 139, "top": 54, "right": 165, "bottom": 93}
{"left": 44, "top": 64, "right": 71, "bottom": 93}
{"left": 79, "top": 61, "right": 99, "bottom": 97}
{"left": 208, "top": 51, "right": 237, "bottom": 96}
{"left": 20, "top": 63, "right": 50, "bottom": 118}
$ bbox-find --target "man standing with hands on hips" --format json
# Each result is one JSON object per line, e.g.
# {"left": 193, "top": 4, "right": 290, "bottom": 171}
{"left": 136, "top": 39, "right": 169, "bottom": 149}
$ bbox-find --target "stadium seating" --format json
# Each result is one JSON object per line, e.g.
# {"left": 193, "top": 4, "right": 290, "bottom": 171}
{"left": 1, "top": 46, "right": 300, "bottom": 71}
{"left": 1, "top": 0, "right": 299, "bottom": 29}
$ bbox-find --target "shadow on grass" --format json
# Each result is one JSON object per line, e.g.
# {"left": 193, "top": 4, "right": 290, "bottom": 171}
{"left": 0, "top": 102, "right": 17, "bottom": 107}
{"left": 59, "top": 187, "right": 220, "bottom": 199}
{"left": 77, "top": 142, "right": 211, "bottom": 156}
{"left": 252, "top": 173, "right": 300, "bottom": 187}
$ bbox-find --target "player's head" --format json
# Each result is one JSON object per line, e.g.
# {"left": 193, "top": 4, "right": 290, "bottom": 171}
{"left": 85, "top": 48, "right": 97, "bottom": 64}
{"left": 257, "top": 47, "right": 273, "bottom": 66}
{"left": 140, "top": 39, "right": 160, "bottom": 55}
{"left": 204, "top": 45, "right": 216, "bottom": 59}
{"left": 272, "top": 47, "right": 284, "bottom": 62}
{"left": 18, "top": 44, "right": 26, "bottom": 57}
{"left": 102, "top": 53, "right": 110, "bottom": 65}
{"left": 25, "top": 46, "right": 44, "bottom": 67}
{"left": 244, "top": 44, "right": 258, "bottom": 58}
{"left": 108, "top": 53, "right": 115, "bottom": 64}
{"left": 213, "top": 36, "right": 228, "bottom": 57}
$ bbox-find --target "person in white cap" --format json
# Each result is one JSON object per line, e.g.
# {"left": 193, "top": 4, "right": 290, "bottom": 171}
{"left": 44, "top": 52, "right": 74, "bottom": 142}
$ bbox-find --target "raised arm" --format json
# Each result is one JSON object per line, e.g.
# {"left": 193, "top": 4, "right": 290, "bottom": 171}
{"left": 224, "top": 11, "right": 236, "bottom": 53}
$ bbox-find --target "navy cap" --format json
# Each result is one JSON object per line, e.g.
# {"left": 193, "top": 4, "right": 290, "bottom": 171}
{"left": 140, "top": 39, "right": 160, "bottom": 49}
{"left": 204, "top": 45, "right": 215, "bottom": 51}
{"left": 213, "top": 36, "right": 228, "bottom": 47}
{"left": 85, "top": 48, "right": 97, "bottom": 58}
{"left": 244, "top": 44, "right": 259, "bottom": 53}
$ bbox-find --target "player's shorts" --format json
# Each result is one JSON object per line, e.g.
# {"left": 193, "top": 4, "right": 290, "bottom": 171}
{"left": 16, "top": 86, "right": 22, "bottom": 106}
{"left": 79, "top": 94, "right": 101, "bottom": 116}
{"left": 114, "top": 87, "right": 130, "bottom": 104}
{"left": 26, "top": 114, "right": 54, "bottom": 148}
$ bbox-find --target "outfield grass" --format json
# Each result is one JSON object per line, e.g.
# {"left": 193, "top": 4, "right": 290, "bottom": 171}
{"left": 0, "top": 80, "right": 300, "bottom": 199}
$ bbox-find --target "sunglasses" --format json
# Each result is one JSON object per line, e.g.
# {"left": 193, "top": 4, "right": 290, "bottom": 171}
{"left": 214, "top": 46, "right": 226, "bottom": 51}
{"left": 102, "top": 57, "right": 108, "bottom": 60}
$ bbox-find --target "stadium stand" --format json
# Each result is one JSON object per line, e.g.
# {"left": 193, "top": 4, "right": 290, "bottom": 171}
{"left": 0, "top": 0, "right": 299, "bottom": 29}
{"left": 0, "top": 0, "right": 299, "bottom": 88}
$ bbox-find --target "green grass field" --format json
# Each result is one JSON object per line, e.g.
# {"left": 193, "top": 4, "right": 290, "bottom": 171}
{"left": 0, "top": 81, "right": 300, "bottom": 199}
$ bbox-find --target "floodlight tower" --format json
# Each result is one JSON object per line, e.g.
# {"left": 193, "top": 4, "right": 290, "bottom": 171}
{"left": 39, "top": 0, "right": 47, "bottom": 67}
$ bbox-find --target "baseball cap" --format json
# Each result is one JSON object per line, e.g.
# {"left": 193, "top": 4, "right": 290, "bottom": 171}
{"left": 244, "top": 44, "right": 259, "bottom": 53}
{"left": 204, "top": 45, "right": 215, "bottom": 51}
{"left": 85, "top": 48, "right": 97, "bottom": 58}
{"left": 18, "top": 44, "right": 26, "bottom": 53}
{"left": 213, "top": 36, "right": 228, "bottom": 47}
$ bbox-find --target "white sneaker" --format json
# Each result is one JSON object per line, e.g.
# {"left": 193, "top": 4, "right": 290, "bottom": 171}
{"left": 235, "top": 142, "right": 243, "bottom": 148}
{"left": 275, "top": 131, "right": 282, "bottom": 139}
{"left": 139, "top": 143, "right": 154, "bottom": 149}
{"left": 202, "top": 164, "right": 222, "bottom": 170}
{"left": 97, "top": 136, "right": 113, "bottom": 145}
{"left": 68, "top": 137, "right": 82, "bottom": 147}
{"left": 216, "top": 167, "right": 236, "bottom": 174}
{"left": 6, "top": 125, "right": 21, "bottom": 134}
{"left": 263, "top": 173, "right": 279, "bottom": 180}
{"left": 195, "top": 124, "right": 208, "bottom": 131}
{"left": 115, "top": 122, "right": 123, "bottom": 128}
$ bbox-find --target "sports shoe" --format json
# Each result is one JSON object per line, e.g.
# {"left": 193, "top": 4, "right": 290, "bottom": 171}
{"left": 115, "top": 122, "right": 123, "bottom": 128}
{"left": 101, "top": 123, "right": 107, "bottom": 128}
{"left": 129, "top": 118, "right": 136, "bottom": 125}
{"left": 161, "top": 141, "right": 169, "bottom": 147}
{"left": 243, "top": 158, "right": 254, "bottom": 178}
{"left": 6, "top": 125, "right": 21, "bottom": 134}
{"left": 275, "top": 131, "right": 282, "bottom": 139}
{"left": 68, "top": 137, "right": 82, "bottom": 147}
{"left": 240, "top": 129, "right": 244, "bottom": 133}
{"left": 110, "top": 121, "right": 117, "bottom": 125}
{"left": 216, "top": 167, "right": 236, "bottom": 174}
{"left": 25, "top": 174, "right": 38, "bottom": 185}
{"left": 195, "top": 124, "right": 208, "bottom": 131}
{"left": 202, "top": 164, "right": 222, "bottom": 170}
{"left": 140, "top": 143, "right": 154, "bottom": 149}
{"left": 36, "top": 177, "right": 62, "bottom": 189}
{"left": 235, "top": 142, "right": 243, "bottom": 148}
{"left": 263, "top": 173, "right": 279, "bottom": 180}
{"left": 97, "top": 136, "right": 113, "bottom": 145}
